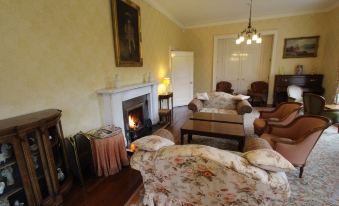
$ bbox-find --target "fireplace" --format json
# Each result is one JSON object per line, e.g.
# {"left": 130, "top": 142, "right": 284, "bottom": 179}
{"left": 122, "top": 95, "right": 152, "bottom": 144}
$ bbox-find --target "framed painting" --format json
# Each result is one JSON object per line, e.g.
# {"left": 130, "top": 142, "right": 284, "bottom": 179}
{"left": 283, "top": 36, "right": 320, "bottom": 58}
{"left": 112, "top": 0, "right": 143, "bottom": 67}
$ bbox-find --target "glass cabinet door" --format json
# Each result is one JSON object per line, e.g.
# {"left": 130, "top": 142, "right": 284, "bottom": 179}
{"left": 26, "top": 131, "right": 50, "bottom": 200}
{"left": 47, "top": 125, "right": 68, "bottom": 186}
{"left": 0, "top": 142, "right": 27, "bottom": 205}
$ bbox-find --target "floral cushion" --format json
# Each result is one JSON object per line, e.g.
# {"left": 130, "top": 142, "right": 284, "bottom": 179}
{"left": 132, "top": 135, "right": 174, "bottom": 152}
{"left": 203, "top": 92, "right": 236, "bottom": 110}
{"left": 244, "top": 149, "right": 296, "bottom": 172}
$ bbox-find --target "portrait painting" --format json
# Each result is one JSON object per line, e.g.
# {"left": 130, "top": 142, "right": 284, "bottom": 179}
{"left": 112, "top": 0, "right": 143, "bottom": 67}
{"left": 283, "top": 36, "right": 319, "bottom": 58}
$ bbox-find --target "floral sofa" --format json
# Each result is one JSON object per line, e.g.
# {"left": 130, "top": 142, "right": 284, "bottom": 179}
{"left": 188, "top": 92, "right": 252, "bottom": 115}
{"left": 130, "top": 135, "right": 292, "bottom": 206}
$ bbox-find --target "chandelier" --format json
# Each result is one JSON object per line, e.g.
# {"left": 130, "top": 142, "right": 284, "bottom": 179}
{"left": 236, "top": 0, "right": 262, "bottom": 45}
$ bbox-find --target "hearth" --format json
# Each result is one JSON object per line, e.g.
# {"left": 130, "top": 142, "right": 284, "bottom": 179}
{"left": 123, "top": 95, "right": 152, "bottom": 145}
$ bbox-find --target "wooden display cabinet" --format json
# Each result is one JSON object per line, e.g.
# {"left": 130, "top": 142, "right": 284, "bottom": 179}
{"left": 0, "top": 109, "right": 72, "bottom": 205}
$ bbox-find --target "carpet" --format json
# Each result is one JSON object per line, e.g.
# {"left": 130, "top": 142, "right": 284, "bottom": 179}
{"left": 127, "top": 110, "right": 339, "bottom": 206}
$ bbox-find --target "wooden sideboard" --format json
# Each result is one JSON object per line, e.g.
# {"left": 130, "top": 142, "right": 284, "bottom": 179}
{"left": 273, "top": 75, "right": 324, "bottom": 106}
{"left": 0, "top": 109, "right": 72, "bottom": 205}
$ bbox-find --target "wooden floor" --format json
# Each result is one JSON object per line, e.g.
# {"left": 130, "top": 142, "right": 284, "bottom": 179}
{"left": 63, "top": 106, "right": 192, "bottom": 206}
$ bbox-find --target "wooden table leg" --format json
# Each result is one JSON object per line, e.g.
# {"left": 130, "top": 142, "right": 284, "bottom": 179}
{"left": 238, "top": 137, "right": 245, "bottom": 152}
{"left": 180, "top": 130, "right": 184, "bottom": 145}
{"left": 188, "top": 134, "right": 192, "bottom": 144}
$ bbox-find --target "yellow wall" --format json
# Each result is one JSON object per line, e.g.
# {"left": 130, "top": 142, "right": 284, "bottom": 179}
{"left": 0, "top": 0, "right": 185, "bottom": 135}
{"left": 322, "top": 6, "right": 339, "bottom": 102}
{"left": 185, "top": 11, "right": 330, "bottom": 103}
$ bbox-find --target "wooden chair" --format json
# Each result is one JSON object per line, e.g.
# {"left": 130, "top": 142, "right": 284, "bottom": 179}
{"left": 253, "top": 102, "right": 303, "bottom": 135}
{"left": 248, "top": 81, "right": 268, "bottom": 106}
{"left": 216, "top": 81, "right": 234, "bottom": 94}
{"left": 261, "top": 115, "right": 331, "bottom": 178}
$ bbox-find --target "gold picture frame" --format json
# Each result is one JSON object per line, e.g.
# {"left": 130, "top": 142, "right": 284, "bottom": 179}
{"left": 111, "top": 0, "right": 143, "bottom": 67}
{"left": 283, "top": 36, "right": 320, "bottom": 58}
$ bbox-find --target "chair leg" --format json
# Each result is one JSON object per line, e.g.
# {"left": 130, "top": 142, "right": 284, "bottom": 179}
{"left": 299, "top": 165, "right": 304, "bottom": 178}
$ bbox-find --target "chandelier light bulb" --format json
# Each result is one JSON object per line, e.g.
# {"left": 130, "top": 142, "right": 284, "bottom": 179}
{"left": 239, "top": 36, "right": 245, "bottom": 42}
{"left": 236, "top": 39, "right": 241, "bottom": 44}
{"left": 256, "top": 37, "right": 262, "bottom": 44}
{"left": 252, "top": 34, "right": 258, "bottom": 40}
{"left": 247, "top": 39, "right": 252, "bottom": 45}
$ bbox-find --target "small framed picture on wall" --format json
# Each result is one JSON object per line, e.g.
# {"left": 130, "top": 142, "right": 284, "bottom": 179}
{"left": 283, "top": 36, "right": 320, "bottom": 58}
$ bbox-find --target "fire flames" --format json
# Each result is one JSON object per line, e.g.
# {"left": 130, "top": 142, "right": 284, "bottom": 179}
{"left": 128, "top": 115, "right": 137, "bottom": 129}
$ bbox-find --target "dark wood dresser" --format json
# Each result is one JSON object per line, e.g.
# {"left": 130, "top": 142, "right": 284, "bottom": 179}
{"left": 273, "top": 75, "right": 324, "bottom": 106}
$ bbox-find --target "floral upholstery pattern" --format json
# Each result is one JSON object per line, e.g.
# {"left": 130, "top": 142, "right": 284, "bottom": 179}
{"left": 244, "top": 149, "right": 296, "bottom": 172}
{"left": 131, "top": 144, "right": 291, "bottom": 206}
{"left": 132, "top": 135, "right": 174, "bottom": 152}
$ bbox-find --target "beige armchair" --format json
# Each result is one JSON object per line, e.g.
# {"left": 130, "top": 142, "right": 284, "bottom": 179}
{"left": 253, "top": 102, "right": 303, "bottom": 135}
{"left": 261, "top": 115, "right": 331, "bottom": 178}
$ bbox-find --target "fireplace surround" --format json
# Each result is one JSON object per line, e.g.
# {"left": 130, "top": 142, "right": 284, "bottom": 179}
{"left": 97, "top": 82, "right": 159, "bottom": 144}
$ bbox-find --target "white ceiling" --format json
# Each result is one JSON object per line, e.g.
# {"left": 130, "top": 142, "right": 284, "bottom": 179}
{"left": 144, "top": 0, "right": 339, "bottom": 28}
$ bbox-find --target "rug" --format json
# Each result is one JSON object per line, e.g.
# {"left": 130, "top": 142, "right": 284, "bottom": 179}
{"left": 128, "top": 110, "right": 339, "bottom": 206}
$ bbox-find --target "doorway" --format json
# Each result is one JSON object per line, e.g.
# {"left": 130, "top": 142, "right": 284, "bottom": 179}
{"left": 213, "top": 34, "right": 274, "bottom": 95}
{"left": 171, "top": 51, "right": 194, "bottom": 107}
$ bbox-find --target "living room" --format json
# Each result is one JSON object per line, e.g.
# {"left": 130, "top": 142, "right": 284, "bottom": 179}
{"left": 0, "top": 0, "right": 338, "bottom": 205}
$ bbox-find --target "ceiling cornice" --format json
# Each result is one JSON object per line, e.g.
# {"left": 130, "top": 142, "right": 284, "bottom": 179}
{"left": 143, "top": 0, "right": 184, "bottom": 28}
{"left": 143, "top": 0, "right": 339, "bottom": 29}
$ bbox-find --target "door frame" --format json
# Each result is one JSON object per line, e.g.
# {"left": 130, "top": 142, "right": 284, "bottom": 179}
{"left": 212, "top": 30, "right": 278, "bottom": 104}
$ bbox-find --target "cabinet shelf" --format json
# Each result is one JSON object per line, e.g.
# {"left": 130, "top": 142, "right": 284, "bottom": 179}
{"left": 0, "top": 184, "right": 23, "bottom": 201}
{"left": 0, "top": 159, "right": 16, "bottom": 170}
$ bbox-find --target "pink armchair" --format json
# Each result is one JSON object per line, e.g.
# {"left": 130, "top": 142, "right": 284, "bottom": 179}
{"left": 253, "top": 102, "right": 303, "bottom": 135}
{"left": 261, "top": 115, "right": 331, "bottom": 178}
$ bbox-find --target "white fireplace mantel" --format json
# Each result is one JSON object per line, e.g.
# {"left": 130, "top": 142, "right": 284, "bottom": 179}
{"left": 97, "top": 82, "right": 159, "bottom": 138}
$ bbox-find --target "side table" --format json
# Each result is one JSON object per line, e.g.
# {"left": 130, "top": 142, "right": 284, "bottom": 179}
{"left": 159, "top": 92, "right": 173, "bottom": 123}
{"left": 88, "top": 129, "right": 129, "bottom": 177}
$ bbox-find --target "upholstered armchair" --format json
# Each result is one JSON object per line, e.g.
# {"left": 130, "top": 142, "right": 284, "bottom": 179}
{"left": 216, "top": 81, "right": 234, "bottom": 94}
{"left": 287, "top": 85, "right": 303, "bottom": 103}
{"left": 247, "top": 81, "right": 268, "bottom": 106}
{"left": 253, "top": 102, "right": 303, "bottom": 135}
{"left": 261, "top": 115, "right": 331, "bottom": 178}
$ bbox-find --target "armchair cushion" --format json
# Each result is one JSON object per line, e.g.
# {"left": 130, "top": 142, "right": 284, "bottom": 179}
{"left": 244, "top": 149, "right": 296, "bottom": 172}
{"left": 132, "top": 135, "right": 174, "bottom": 152}
{"left": 203, "top": 92, "right": 236, "bottom": 109}
{"left": 232, "top": 94, "right": 250, "bottom": 101}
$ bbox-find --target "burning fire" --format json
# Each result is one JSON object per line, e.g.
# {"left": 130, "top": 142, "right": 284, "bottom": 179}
{"left": 128, "top": 115, "right": 137, "bottom": 129}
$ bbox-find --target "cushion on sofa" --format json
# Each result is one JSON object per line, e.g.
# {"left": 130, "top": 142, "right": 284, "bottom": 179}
{"left": 244, "top": 149, "right": 296, "bottom": 172}
{"left": 196, "top": 92, "right": 209, "bottom": 100}
{"left": 232, "top": 94, "right": 250, "bottom": 101}
{"left": 244, "top": 138, "right": 272, "bottom": 152}
{"left": 203, "top": 92, "right": 236, "bottom": 110}
{"left": 132, "top": 135, "right": 174, "bottom": 151}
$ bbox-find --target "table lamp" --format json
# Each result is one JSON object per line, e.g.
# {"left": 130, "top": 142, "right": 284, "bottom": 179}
{"left": 162, "top": 77, "right": 171, "bottom": 93}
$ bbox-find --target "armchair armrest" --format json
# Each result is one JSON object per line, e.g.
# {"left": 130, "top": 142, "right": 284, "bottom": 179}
{"left": 188, "top": 98, "right": 203, "bottom": 112}
{"left": 236, "top": 100, "right": 252, "bottom": 114}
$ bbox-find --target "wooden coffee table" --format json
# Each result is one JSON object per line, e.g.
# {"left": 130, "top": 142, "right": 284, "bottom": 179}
{"left": 180, "top": 120, "right": 245, "bottom": 151}
{"left": 190, "top": 112, "right": 243, "bottom": 124}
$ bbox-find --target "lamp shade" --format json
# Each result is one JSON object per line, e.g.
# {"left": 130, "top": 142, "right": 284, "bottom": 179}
{"left": 162, "top": 77, "right": 170, "bottom": 85}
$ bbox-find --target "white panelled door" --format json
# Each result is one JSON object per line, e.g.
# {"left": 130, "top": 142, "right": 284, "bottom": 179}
{"left": 171, "top": 51, "right": 194, "bottom": 107}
